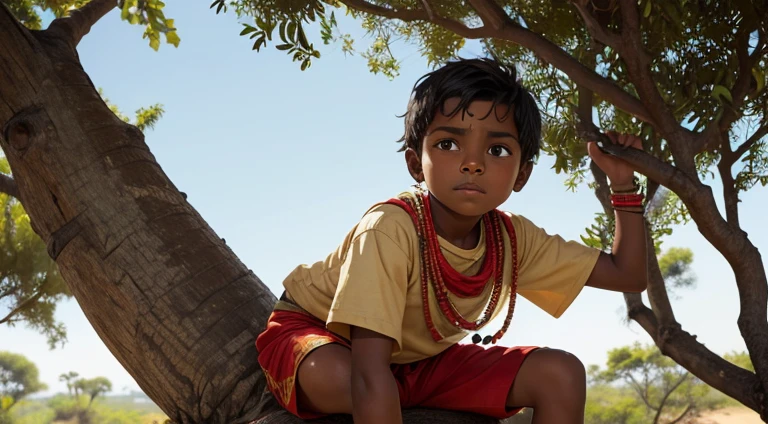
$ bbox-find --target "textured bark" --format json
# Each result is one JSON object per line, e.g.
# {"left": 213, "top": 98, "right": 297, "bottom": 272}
{"left": 251, "top": 389, "right": 535, "bottom": 423}
{"left": 0, "top": 4, "right": 526, "bottom": 423}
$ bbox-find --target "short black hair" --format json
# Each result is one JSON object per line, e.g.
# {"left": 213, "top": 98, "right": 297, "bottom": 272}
{"left": 398, "top": 58, "right": 541, "bottom": 164}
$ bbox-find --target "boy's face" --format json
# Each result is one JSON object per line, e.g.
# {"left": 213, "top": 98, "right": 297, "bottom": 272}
{"left": 406, "top": 99, "right": 532, "bottom": 218}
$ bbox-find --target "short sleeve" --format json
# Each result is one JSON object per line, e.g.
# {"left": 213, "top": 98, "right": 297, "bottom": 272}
{"left": 512, "top": 214, "right": 601, "bottom": 318}
{"left": 326, "top": 209, "right": 411, "bottom": 353}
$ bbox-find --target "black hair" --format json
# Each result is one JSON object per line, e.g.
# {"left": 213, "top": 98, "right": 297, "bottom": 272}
{"left": 398, "top": 58, "right": 541, "bottom": 164}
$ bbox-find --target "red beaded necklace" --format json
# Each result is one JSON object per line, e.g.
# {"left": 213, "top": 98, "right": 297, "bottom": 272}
{"left": 385, "top": 192, "right": 519, "bottom": 344}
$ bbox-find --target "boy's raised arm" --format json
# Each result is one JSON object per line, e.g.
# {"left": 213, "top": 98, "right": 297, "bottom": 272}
{"left": 585, "top": 132, "right": 649, "bottom": 293}
{"left": 350, "top": 326, "right": 403, "bottom": 424}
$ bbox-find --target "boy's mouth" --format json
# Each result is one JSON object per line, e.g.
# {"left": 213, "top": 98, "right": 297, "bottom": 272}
{"left": 453, "top": 182, "right": 486, "bottom": 194}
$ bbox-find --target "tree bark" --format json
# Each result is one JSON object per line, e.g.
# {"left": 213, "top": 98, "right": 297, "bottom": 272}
{"left": 0, "top": 4, "right": 526, "bottom": 423}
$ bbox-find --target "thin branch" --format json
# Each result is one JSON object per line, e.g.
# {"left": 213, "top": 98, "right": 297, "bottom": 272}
{"left": 714, "top": 32, "right": 762, "bottom": 138}
{"left": 627, "top": 373, "right": 657, "bottom": 410}
{"left": 570, "top": 1, "right": 622, "bottom": 47}
{"left": 0, "top": 173, "right": 19, "bottom": 198}
{"left": 653, "top": 372, "right": 690, "bottom": 424}
{"left": 340, "top": 0, "right": 489, "bottom": 38}
{"left": 717, "top": 124, "right": 767, "bottom": 227}
{"left": 0, "top": 282, "right": 22, "bottom": 302}
{"left": 668, "top": 404, "right": 694, "bottom": 424}
{"left": 466, "top": 0, "right": 509, "bottom": 31}
{"left": 46, "top": 0, "right": 117, "bottom": 49}
{"left": 717, "top": 157, "right": 740, "bottom": 227}
{"left": 419, "top": 0, "right": 435, "bottom": 21}
{"left": 734, "top": 124, "right": 768, "bottom": 160}
{"left": 644, "top": 224, "right": 679, "bottom": 326}
{"left": 0, "top": 287, "right": 46, "bottom": 325}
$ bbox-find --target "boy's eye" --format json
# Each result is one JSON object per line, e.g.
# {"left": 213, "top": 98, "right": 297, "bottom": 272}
{"left": 489, "top": 145, "right": 512, "bottom": 157}
{"left": 436, "top": 140, "right": 458, "bottom": 151}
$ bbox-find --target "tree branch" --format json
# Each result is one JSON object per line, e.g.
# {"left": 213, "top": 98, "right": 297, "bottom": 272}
{"left": 717, "top": 123, "right": 767, "bottom": 227}
{"left": 570, "top": 1, "right": 622, "bottom": 48}
{"left": 45, "top": 0, "right": 117, "bottom": 49}
{"left": 340, "top": 0, "right": 654, "bottom": 124}
{"left": 653, "top": 372, "right": 690, "bottom": 424}
{"left": 617, "top": 0, "right": 696, "bottom": 173}
{"left": 708, "top": 32, "right": 764, "bottom": 149}
{"left": 668, "top": 403, "right": 694, "bottom": 424}
{"left": 624, "top": 291, "right": 761, "bottom": 411}
{"left": 0, "top": 172, "right": 19, "bottom": 198}
{"left": 734, "top": 124, "right": 768, "bottom": 160}
{"left": 466, "top": 0, "right": 509, "bottom": 31}
{"left": 644, "top": 224, "right": 679, "bottom": 326}
{"left": 419, "top": 0, "right": 435, "bottom": 21}
{"left": 340, "top": 0, "right": 489, "bottom": 38}
{"left": 0, "top": 286, "right": 46, "bottom": 325}
{"left": 717, "top": 157, "right": 741, "bottom": 227}
{"left": 627, "top": 373, "right": 657, "bottom": 410}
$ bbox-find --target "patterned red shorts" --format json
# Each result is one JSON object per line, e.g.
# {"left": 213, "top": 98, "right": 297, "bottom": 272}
{"left": 255, "top": 301, "right": 538, "bottom": 419}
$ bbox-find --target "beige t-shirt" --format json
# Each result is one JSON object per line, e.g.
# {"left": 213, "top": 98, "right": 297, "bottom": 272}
{"left": 282, "top": 201, "right": 601, "bottom": 364}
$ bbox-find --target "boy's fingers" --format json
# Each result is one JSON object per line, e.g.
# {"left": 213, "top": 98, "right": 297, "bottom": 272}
{"left": 587, "top": 141, "right": 604, "bottom": 159}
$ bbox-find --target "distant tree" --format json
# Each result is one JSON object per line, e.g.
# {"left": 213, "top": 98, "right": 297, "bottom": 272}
{"left": 0, "top": 351, "right": 46, "bottom": 411}
{"left": 594, "top": 343, "right": 708, "bottom": 424}
{"left": 59, "top": 371, "right": 80, "bottom": 397}
{"left": 74, "top": 376, "right": 112, "bottom": 411}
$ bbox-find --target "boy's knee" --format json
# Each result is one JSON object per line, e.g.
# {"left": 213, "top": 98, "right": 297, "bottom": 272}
{"left": 529, "top": 348, "right": 586, "bottom": 395}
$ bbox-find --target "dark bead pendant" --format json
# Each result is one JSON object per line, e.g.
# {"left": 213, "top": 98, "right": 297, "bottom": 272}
{"left": 472, "top": 334, "right": 482, "bottom": 344}
{"left": 482, "top": 335, "right": 493, "bottom": 345}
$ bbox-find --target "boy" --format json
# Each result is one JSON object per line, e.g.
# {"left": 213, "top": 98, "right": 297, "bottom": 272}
{"left": 256, "top": 58, "right": 647, "bottom": 424}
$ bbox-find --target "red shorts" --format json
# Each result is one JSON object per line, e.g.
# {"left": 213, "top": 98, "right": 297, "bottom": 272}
{"left": 255, "top": 301, "right": 538, "bottom": 419}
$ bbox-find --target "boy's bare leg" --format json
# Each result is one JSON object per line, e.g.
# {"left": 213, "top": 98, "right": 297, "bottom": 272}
{"left": 296, "top": 344, "right": 353, "bottom": 414}
{"left": 506, "top": 348, "right": 586, "bottom": 424}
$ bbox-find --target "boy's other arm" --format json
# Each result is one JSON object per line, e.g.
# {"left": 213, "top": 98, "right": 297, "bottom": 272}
{"left": 350, "top": 326, "right": 402, "bottom": 424}
{"left": 585, "top": 132, "right": 648, "bottom": 293}
{"left": 586, "top": 210, "right": 647, "bottom": 293}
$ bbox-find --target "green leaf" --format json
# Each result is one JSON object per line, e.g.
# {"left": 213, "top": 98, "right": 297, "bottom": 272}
{"left": 166, "top": 30, "right": 181, "bottom": 47}
{"left": 297, "top": 24, "right": 310, "bottom": 49}
{"left": 712, "top": 85, "right": 733, "bottom": 104}
{"left": 643, "top": 0, "right": 652, "bottom": 18}
{"left": 240, "top": 25, "right": 257, "bottom": 36}
{"left": 752, "top": 67, "right": 766, "bottom": 96}
{"left": 276, "top": 43, "right": 292, "bottom": 51}
{"left": 287, "top": 21, "right": 297, "bottom": 42}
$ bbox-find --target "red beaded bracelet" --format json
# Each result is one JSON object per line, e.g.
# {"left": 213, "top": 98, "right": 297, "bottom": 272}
{"left": 611, "top": 193, "right": 644, "bottom": 208}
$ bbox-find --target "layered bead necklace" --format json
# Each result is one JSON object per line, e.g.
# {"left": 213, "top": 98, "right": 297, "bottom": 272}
{"left": 386, "top": 192, "right": 519, "bottom": 345}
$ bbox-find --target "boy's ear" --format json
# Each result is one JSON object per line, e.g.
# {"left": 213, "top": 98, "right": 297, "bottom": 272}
{"left": 405, "top": 148, "right": 424, "bottom": 183}
{"left": 513, "top": 161, "right": 533, "bottom": 192}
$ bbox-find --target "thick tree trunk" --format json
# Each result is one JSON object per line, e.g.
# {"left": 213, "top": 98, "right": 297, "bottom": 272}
{"left": 0, "top": 4, "right": 526, "bottom": 423}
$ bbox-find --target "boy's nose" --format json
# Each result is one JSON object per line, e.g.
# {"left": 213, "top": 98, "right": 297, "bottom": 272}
{"left": 461, "top": 161, "right": 484, "bottom": 175}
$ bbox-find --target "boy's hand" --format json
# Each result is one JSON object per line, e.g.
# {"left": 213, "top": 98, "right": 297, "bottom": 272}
{"left": 587, "top": 131, "right": 642, "bottom": 187}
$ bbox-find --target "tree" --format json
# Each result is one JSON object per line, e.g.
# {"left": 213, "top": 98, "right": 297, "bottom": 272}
{"left": 0, "top": 89, "right": 163, "bottom": 348}
{"left": 593, "top": 343, "right": 701, "bottom": 424}
{"left": 59, "top": 371, "right": 80, "bottom": 397}
{"left": 215, "top": 0, "right": 768, "bottom": 420}
{"left": 0, "top": 351, "right": 47, "bottom": 411}
{"left": 0, "top": 2, "right": 765, "bottom": 424}
{"left": 74, "top": 376, "right": 112, "bottom": 411}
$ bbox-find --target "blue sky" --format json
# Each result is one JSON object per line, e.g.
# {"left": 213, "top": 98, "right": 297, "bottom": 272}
{"left": 1, "top": 1, "right": 766, "bottom": 397}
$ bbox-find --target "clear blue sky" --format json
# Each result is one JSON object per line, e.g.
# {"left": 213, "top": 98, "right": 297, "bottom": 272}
{"left": 1, "top": 1, "right": 765, "bottom": 397}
